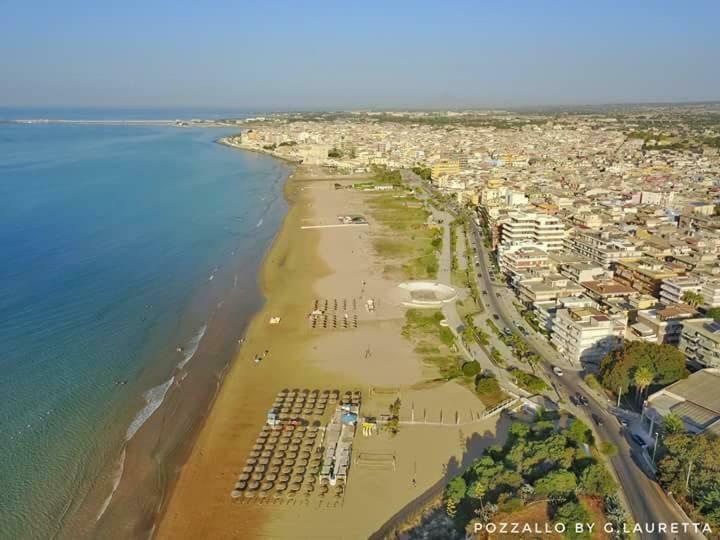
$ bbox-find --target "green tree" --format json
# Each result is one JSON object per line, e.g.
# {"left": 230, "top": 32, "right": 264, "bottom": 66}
{"left": 600, "top": 341, "right": 687, "bottom": 393}
{"left": 566, "top": 419, "right": 593, "bottom": 446}
{"left": 579, "top": 462, "right": 617, "bottom": 497}
{"left": 682, "top": 291, "right": 704, "bottom": 307}
{"left": 554, "top": 501, "right": 593, "bottom": 540}
{"left": 706, "top": 307, "right": 720, "bottom": 321}
{"left": 633, "top": 366, "right": 654, "bottom": 403}
{"left": 444, "top": 475, "right": 467, "bottom": 516}
{"left": 534, "top": 470, "right": 577, "bottom": 497}
{"left": 662, "top": 413, "right": 685, "bottom": 435}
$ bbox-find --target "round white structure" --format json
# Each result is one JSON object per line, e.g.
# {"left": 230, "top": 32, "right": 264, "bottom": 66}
{"left": 396, "top": 281, "right": 457, "bottom": 308}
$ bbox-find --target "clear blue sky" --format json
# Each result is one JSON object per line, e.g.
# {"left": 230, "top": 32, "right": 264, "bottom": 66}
{"left": 1, "top": 0, "right": 718, "bottom": 109}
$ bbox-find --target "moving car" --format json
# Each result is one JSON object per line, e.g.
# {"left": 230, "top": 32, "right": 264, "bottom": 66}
{"left": 592, "top": 414, "right": 604, "bottom": 426}
{"left": 502, "top": 327, "right": 512, "bottom": 337}
{"left": 493, "top": 314, "right": 500, "bottom": 321}
{"left": 552, "top": 366, "right": 564, "bottom": 376}
{"left": 630, "top": 433, "right": 648, "bottom": 449}
{"left": 618, "top": 417, "right": 629, "bottom": 428}
{"left": 519, "top": 327, "right": 529, "bottom": 336}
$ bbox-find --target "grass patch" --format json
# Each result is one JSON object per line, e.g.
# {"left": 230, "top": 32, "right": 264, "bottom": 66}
{"left": 403, "top": 309, "right": 461, "bottom": 380}
{"left": 475, "top": 373, "right": 509, "bottom": 408}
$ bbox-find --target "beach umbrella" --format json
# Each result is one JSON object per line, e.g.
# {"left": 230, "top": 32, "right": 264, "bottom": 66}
{"left": 248, "top": 481, "right": 260, "bottom": 491}
{"left": 275, "top": 482, "right": 287, "bottom": 492}
{"left": 278, "top": 444, "right": 289, "bottom": 452}
{"left": 309, "top": 466, "right": 320, "bottom": 476}
{"left": 288, "top": 444, "right": 300, "bottom": 452}
{"left": 273, "top": 450, "right": 285, "bottom": 459}
{"left": 249, "top": 451, "right": 261, "bottom": 459}
{"left": 291, "top": 474, "right": 304, "bottom": 484}
{"left": 252, "top": 472, "right": 264, "bottom": 481}
{"left": 261, "top": 481, "right": 274, "bottom": 491}
{"left": 239, "top": 473, "right": 250, "bottom": 481}
{"left": 297, "top": 459, "right": 309, "bottom": 467}
{"left": 242, "top": 465, "right": 254, "bottom": 474}
{"left": 230, "top": 489, "right": 242, "bottom": 498}
{"left": 252, "top": 444, "right": 263, "bottom": 451}
{"left": 319, "top": 485, "right": 328, "bottom": 496}
{"left": 246, "top": 457, "right": 258, "bottom": 465}
{"left": 302, "top": 408, "right": 313, "bottom": 415}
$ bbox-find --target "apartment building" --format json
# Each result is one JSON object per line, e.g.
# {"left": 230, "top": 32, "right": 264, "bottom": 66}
{"left": 632, "top": 304, "right": 697, "bottom": 345}
{"left": 614, "top": 258, "right": 683, "bottom": 296}
{"left": 701, "top": 279, "right": 720, "bottom": 309}
{"left": 566, "top": 229, "right": 643, "bottom": 268}
{"left": 499, "top": 246, "right": 550, "bottom": 279}
{"left": 679, "top": 318, "right": 720, "bottom": 369}
{"left": 659, "top": 276, "right": 702, "bottom": 305}
{"left": 551, "top": 306, "right": 625, "bottom": 366}
{"left": 431, "top": 159, "right": 461, "bottom": 179}
{"left": 499, "top": 212, "right": 566, "bottom": 252}
{"left": 518, "top": 275, "right": 585, "bottom": 307}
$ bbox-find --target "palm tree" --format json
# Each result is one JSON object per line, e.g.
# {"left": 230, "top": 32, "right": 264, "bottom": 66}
{"left": 634, "top": 366, "right": 654, "bottom": 404}
{"left": 682, "top": 291, "right": 704, "bottom": 307}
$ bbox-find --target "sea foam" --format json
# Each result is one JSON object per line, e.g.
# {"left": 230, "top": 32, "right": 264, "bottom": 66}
{"left": 177, "top": 324, "right": 207, "bottom": 370}
{"left": 126, "top": 377, "right": 174, "bottom": 441}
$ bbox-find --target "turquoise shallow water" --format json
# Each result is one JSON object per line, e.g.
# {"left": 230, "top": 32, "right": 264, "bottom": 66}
{"left": 0, "top": 118, "right": 290, "bottom": 538}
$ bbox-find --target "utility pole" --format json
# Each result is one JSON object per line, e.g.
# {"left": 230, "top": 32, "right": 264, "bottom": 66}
{"left": 652, "top": 431, "right": 660, "bottom": 463}
{"left": 617, "top": 386, "right": 622, "bottom": 408}
{"left": 686, "top": 460, "right": 693, "bottom": 491}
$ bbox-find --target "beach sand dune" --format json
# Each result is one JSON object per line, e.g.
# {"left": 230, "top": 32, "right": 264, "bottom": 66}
{"left": 155, "top": 166, "right": 505, "bottom": 539}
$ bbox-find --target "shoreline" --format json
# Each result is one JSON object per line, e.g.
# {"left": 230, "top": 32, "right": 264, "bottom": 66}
{"left": 147, "top": 147, "right": 301, "bottom": 538}
{"left": 65, "top": 143, "right": 294, "bottom": 539}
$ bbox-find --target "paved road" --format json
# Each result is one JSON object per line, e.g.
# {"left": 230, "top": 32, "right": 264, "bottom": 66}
{"left": 402, "top": 170, "right": 701, "bottom": 540}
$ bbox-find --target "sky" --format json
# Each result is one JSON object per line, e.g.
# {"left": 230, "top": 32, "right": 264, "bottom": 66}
{"left": 1, "top": 0, "right": 719, "bottom": 110}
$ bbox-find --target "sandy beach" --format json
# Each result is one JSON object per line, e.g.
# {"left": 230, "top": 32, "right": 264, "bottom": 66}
{"left": 155, "top": 164, "right": 505, "bottom": 539}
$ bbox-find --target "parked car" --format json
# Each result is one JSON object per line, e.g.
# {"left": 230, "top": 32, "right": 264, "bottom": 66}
{"left": 592, "top": 414, "right": 604, "bottom": 426}
{"left": 619, "top": 417, "right": 629, "bottom": 428}
{"left": 519, "top": 327, "right": 529, "bottom": 337}
{"left": 630, "top": 433, "right": 648, "bottom": 449}
{"left": 552, "top": 366, "right": 564, "bottom": 376}
{"left": 496, "top": 292, "right": 501, "bottom": 297}
{"left": 482, "top": 290, "right": 488, "bottom": 295}
{"left": 493, "top": 314, "right": 500, "bottom": 321}
{"left": 503, "top": 327, "right": 512, "bottom": 337}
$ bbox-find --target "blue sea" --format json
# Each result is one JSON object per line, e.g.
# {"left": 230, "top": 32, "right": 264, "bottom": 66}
{"left": 0, "top": 110, "right": 291, "bottom": 539}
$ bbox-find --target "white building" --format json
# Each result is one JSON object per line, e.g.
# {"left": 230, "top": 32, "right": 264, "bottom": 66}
{"left": 701, "top": 279, "right": 720, "bottom": 309}
{"left": 499, "top": 212, "right": 566, "bottom": 252}
{"left": 659, "top": 276, "right": 702, "bottom": 306}
{"left": 678, "top": 318, "right": 720, "bottom": 369}
{"left": 551, "top": 306, "right": 625, "bottom": 366}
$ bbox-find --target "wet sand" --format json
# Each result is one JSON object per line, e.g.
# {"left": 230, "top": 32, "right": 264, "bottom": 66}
{"left": 155, "top": 166, "right": 504, "bottom": 539}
